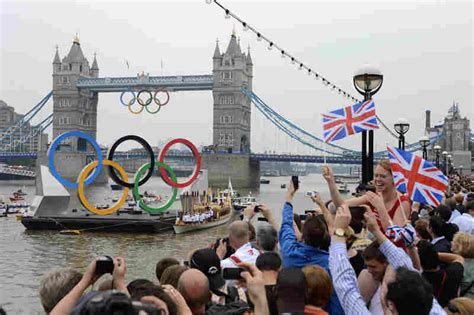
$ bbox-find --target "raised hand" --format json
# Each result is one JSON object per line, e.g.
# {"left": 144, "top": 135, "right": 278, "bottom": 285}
{"left": 322, "top": 165, "right": 335, "bottom": 183}
{"left": 333, "top": 204, "right": 351, "bottom": 231}
{"left": 311, "top": 192, "right": 324, "bottom": 206}
{"left": 365, "top": 191, "right": 385, "bottom": 212}
{"left": 286, "top": 180, "right": 296, "bottom": 203}
{"left": 363, "top": 208, "right": 379, "bottom": 234}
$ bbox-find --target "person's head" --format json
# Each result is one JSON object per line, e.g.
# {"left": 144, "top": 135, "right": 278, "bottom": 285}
{"left": 155, "top": 257, "right": 180, "bottom": 282}
{"left": 417, "top": 240, "right": 440, "bottom": 270}
{"left": 374, "top": 159, "right": 394, "bottom": 193}
{"left": 276, "top": 268, "right": 307, "bottom": 313}
{"left": 228, "top": 221, "right": 250, "bottom": 250}
{"left": 454, "top": 193, "right": 464, "bottom": 205}
{"left": 445, "top": 297, "right": 474, "bottom": 315}
{"left": 429, "top": 215, "right": 446, "bottom": 238}
{"left": 435, "top": 204, "right": 452, "bottom": 222}
{"left": 177, "top": 269, "right": 210, "bottom": 315}
{"left": 256, "top": 223, "right": 278, "bottom": 251}
{"left": 247, "top": 221, "right": 256, "bottom": 241}
{"left": 452, "top": 232, "right": 474, "bottom": 258}
{"left": 463, "top": 193, "right": 474, "bottom": 206}
{"left": 302, "top": 265, "right": 333, "bottom": 308}
{"left": 256, "top": 252, "right": 281, "bottom": 285}
{"left": 39, "top": 267, "right": 83, "bottom": 313}
{"left": 189, "top": 248, "right": 225, "bottom": 293}
{"left": 127, "top": 281, "right": 178, "bottom": 314}
{"left": 415, "top": 219, "right": 433, "bottom": 242}
{"left": 465, "top": 201, "right": 474, "bottom": 216}
{"left": 160, "top": 265, "right": 188, "bottom": 288}
{"left": 302, "top": 215, "right": 330, "bottom": 251}
{"left": 444, "top": 198, "right": 457, "bottom": 212}
{"left": 362, "top": 241, "right": 388, "bottom": 282}
{"left": 385, "top": 267, "right": 433, "bottom": 315}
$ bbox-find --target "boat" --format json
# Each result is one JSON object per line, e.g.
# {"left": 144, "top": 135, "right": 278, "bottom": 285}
{"left": 260, "top": 178, "right": 270, "bottom": 184}
{"left": 232, "top": 195, "right": 257, "bottom": 211}
{"left": 337, "top": 182, "right": 350, "bottom": 193}
{"left": 0, "top": 203, "right": 7, "bottom": 217}
{"left": 172, "top": 171, "right": 233, "bottom": 234}
{"left": 9, "top": 191, "right": 25, "bottom": 202}
{"left": 14, "top": 187, "right": 27, "bottom": 196}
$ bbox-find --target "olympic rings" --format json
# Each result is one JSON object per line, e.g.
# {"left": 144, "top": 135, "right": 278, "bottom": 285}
{"left": 137, "top": 90, "right": 153, "bottom": 106}
{"left": 118, "top": 87, "right": 171, "bottom": 115}
{"left": 154, "top": 88, "right": 170, "bottom": 106}
{"left": 48, "top": 131, "right": 103, "bottom": 188}
{"left": 78, "top": 160, "right": 129, "bottom": 215}
{"left": 128, "top": 98, "right": 144, "bottom": 115}
{"left": 108, "top": 135, "right": 155, "bottom": 188}
{"left": 120, "top": 90, "right": 136, "bottom": 107}
{"left": 133, "top": 162, "right": 178, "bottom": 213}
{"left": 159, "top": 138, "right": 201, "bottom": 188}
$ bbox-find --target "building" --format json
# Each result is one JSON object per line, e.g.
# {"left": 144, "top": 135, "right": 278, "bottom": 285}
{"left": 0, "top": 100, "right": 48, "bottom": 152}
{"left": 212, "top": 31, "right": 253, "bottom": 153}
{"left": 52, "top": 35, "right": 98, "bottom": 152}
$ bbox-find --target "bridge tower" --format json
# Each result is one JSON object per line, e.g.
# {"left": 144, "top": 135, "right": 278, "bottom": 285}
{"left": 212, "top": 31, "right": 253, "bottom": 153}
{"left": 52, "top": 36, "right": 98, "bottom": 150}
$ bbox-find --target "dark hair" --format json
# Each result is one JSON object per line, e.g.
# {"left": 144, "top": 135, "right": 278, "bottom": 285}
{"left": 465, "top": 201, "right": 474, "bottom": 212}
{"left": 302, "top": 215, "right": 330, "bottom": 251}
{"left": 293, "top": 213, "right": 302, "bottom": 232}
{"left": 386, "top": 267, "right": 433, "bottom": 315}
{"left": 127, "top": 278, "right": 153, "bottom": 296}
{"left": 128, "top": 282, "right": 178, "bottom": 315}
{"left": 362, "top": 241, "right": 387, "bottom": 263}
{"left": 257, "top": 224, "right": 278, "bottom": 251}
{"left": 277, "top": 268, "right": 307, "bottom": 313}
{"left": 435, "top": 205, "right": 452, "bottom": 222}
{"left": 417, "top": 240, "right": 440, "bottom": 270}
{"left": 415, "top": 220, "right": 432, "bottom": 242}
{"left": 444, "top": 199, "right": 457, "bottom": 212}
{"left": 256, "top": 252, "right": 282, "bottom": 272}
{"left": 155, "top": 257, "right": 180, "bottom": 282}
{"left": 430, "top": 216, "right": 458, "bottom": 241}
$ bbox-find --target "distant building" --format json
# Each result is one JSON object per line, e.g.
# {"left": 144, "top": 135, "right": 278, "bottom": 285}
{"left": 0, "top": 100, "right": 48, "bottom": 152}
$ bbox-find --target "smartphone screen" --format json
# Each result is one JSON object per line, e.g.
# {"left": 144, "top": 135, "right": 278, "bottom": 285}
{"left": 298, "top": 214, "right": 308, "bottom": 221}
{"left": 257, "top": 217, "right": 268, "bottom": 222}
{"left": 222, "top": 267, "right": 245, "bottom": 280}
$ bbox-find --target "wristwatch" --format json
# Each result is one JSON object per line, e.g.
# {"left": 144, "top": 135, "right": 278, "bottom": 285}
{"left": 334, "top": 228, "right": 345, "bottom": 237}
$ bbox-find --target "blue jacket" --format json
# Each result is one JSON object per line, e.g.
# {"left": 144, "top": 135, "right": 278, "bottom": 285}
{"left": 279, "top": 202, "right": 344, "bottom": 315}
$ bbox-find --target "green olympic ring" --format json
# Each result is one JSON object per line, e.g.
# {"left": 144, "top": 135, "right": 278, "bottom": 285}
{"left": 133, "top": 161, "right": 178, "bottom": 214}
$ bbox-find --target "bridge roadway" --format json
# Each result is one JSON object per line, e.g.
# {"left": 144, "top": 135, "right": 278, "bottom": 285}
{"left": 0, "top": 151, "right": 364, "bottom": 165}
{"left": 76, "top": 75, "right": 214, "bottom": 92}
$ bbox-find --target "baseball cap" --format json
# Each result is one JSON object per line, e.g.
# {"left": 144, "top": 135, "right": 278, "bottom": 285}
{"left": 190, "top": 248, "right": 225, "bottom": 292}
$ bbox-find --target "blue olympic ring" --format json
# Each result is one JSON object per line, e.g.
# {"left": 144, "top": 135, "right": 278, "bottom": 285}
{"left": 48, "top": 131, "right": 103, "bottom": 188}
{"left": 120, "top": 89, "right": 136, "bottom": 107}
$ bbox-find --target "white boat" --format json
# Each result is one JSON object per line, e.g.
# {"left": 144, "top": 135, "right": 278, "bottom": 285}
{"left": 337, "top": 182, "right": 350, "bottom": 193}
{"left": 173, "top": 212, "right": 231, "bottom": 234}
{"left": 0, "top": 204, "right": 7, "bottom": 217}
{"left": 232, "top": 195, "right": 257, "bottom": 211}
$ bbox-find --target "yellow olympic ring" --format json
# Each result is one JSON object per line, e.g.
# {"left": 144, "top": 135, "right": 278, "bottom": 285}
{"left": 128, "top": 98, "right": 144, "bottom": 115}
{"left": 78, "top": 159, "right": 129, "bottom": 215}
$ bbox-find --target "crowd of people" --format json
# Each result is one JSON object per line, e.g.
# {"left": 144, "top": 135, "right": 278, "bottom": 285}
{"left": 32, "top": 160, "right": 474, "bottom": 314}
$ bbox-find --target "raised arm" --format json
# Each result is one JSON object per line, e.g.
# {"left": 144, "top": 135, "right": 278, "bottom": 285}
{"left": 438, "top": 252, "right": 465, "bottom": 265}
{"left": 323, "top": 165, "right": 367, "bottom": 207}
{"left": 278, "top": 180, "right": 298, "bottom": 252}
{"left": 312, "top": 192, "right": 334, "bottom": 235}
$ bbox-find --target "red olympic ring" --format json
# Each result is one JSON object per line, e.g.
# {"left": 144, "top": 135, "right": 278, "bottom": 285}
{"left": 158, "top": 138, "right": 201, "bottom": 188}
{"left": 154, "top": 88, "right": 170, "bottom": 106}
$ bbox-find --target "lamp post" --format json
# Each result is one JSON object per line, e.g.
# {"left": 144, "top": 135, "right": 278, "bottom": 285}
{"left": 419, "top": 135, "right": 429, "bottom": 160}
{"left": 459, "top": 165, "right": 463, "bottom": 176}
{"left": 394, "top": 118, "right": 410, "bottom": 150}
{"left": 353, "top": 66, "right": 383, "bottom": 184}
{"left": 433, "top": 144, "right": 441, "bottom": 168}
{"left": 447, "top": 154, "right": 452, "bottom": 175}
{"left": 442, "top": 151, "right": 448, "bottom": 175}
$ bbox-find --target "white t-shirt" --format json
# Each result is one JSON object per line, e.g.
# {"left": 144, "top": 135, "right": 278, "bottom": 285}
{"left": 451, "top": 213, "right": 474, "bottom": 234}
{"left": 221, "top": 242, "right": 260, "bottom": 269}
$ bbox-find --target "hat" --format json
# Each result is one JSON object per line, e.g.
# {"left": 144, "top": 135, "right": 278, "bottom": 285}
{"left": 190, "top": 248, "right": 225, "bottom": 292}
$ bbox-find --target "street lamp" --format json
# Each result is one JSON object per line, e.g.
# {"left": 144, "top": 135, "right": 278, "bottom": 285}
{"left": 353, "top": 66, "right": 383, "bottom": 184}
{"left": 442, "top": 151, "right": 448, "bottom": 175}
{"left": 447, "top": 154, "right": 452, "bottom": 175}
{"left": 419, "top": 135, "right": 429, "bottom": 160}
{"left": 394, "top": 118, "right": 410, "bottom": 150}
{"left": 459, "top": 165, "right": 463, "bottom": 176}
{"left": 434, "top": 144, "right": 441, "bottom": 168}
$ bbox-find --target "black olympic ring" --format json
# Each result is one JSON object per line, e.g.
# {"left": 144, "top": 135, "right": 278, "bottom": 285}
{"left": 107, "top": 135, "right": 155, "bottom": 188}
{"left": 137, "top": 89, "right": 153, "bottom": 106}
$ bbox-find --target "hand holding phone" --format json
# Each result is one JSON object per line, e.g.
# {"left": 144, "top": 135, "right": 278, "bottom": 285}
{"left": 223, "top": 267, "right": 245, "bottom": 280}
{"left": 291, "top": 176, "right": 299, "bottom": 190}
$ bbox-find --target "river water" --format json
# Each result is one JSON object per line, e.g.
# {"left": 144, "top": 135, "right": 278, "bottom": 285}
{"left": 0, "top": 174, "right": 355, "bottom": 314}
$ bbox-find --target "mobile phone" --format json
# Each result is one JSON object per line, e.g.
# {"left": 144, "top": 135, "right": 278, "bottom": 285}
{"left": 305, "top": 210, "right": 316, "bottom": 214}
{"left": 349, "top": 206, "right": 366, "bottom": 218}
{"left": 257, "top": 217, "right": 268, "bottom": 222}
{"left": 96, "top": 256, "right": 114, "bottom": 275}
{"left": 291, "top": 176, "right": 299, "bottom": 190}
{"left": 305, "top": 191, "right": 316, "bottom": 197}
{"left": 298, "top": 214, "right": 308, "bottom": 221}
{"left": 222, "top": 267, "right": 245, "bottom": 280}
{"left": 254, "top": 205, "right": 261, "bottom": 213}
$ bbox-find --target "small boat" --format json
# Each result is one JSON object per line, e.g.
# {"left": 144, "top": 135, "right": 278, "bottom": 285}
{"left": 0, "top": 204, "right": 7, "bottom": 217}
{"left": 9, "top": 192, "right": 25, "bottom": 202}
{"left": 337, "top": 182, "right": 350, "bottom": 193}
{"left": 260, "top": 178, "right": 270, "bottom": 184}
{"left": 14, "top": 188, "right": 27, "bottom": 196}
{"left": 173, "top": 211, "right": 231, "bottom": 234}
{"left": 232, "top": 195, "right": 257, "bottom": 211}
{"left": 281, "top": 184, "right": 286, "bottom": 189}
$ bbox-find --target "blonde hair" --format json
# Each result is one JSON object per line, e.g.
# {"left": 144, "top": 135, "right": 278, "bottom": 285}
{"left": 377, "top": 159, "right": 392, "bottom": 175}
{"left": 39, "top": 267, "right": 82, "bottom": 313}
{"left": 444, "top": 297, "right": 474, "bottom": 315}
{"left": 452, "top": 232, "right": 474, "bottom": 258}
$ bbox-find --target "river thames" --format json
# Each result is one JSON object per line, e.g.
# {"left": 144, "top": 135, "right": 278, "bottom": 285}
{"left": 0, "top": 174, "right": 354, "bottom": 314}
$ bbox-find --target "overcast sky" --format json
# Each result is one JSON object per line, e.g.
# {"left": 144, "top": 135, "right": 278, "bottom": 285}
{"left": 1, "top": 0, "right": 472, "bottom": 153}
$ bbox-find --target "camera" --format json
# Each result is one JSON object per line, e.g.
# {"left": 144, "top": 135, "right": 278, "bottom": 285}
{"left": 96, "top": 256, "right": 114, "bottom": 275}
{"left": 291, "top": 176, "right": 299, "bottom": 190}
{"left": 223, "top": 267, "right": 245, "bottom": 280}
{"left": 72, "top": 290, "right": 161, "bottom": 315}
{"left": 305, "top": 191, "right": 317, "bottom": 198}
{"left": 298, "top": 214, "right": 308, "bottom": 221}
{"left": 254, "top": 204, "right": 262, "bottom": 213}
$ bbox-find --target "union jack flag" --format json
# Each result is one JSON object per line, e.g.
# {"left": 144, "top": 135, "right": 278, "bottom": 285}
{"left": 322, "top": 100, "right": 379, "bottom": 142}
{"left": 387, "top": 146, "right": 448, "bottom": 207}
